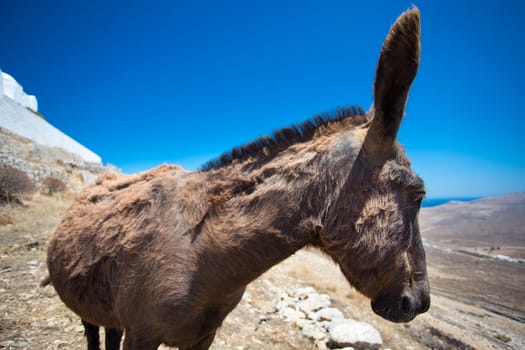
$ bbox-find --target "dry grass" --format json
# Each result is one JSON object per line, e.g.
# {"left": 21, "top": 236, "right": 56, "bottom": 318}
{"left": 0, "top": 195, "right": 70, "bottom": 254}
{"left": 0, "top": 195, "right": 81, "bottom": 349}
{"left": 0, "top": 212, "right": 13, "bottom": 225}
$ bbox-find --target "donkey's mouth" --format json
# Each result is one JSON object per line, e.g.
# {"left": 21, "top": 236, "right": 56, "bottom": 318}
{"left": 371, "top": 290, "right": 430, "bottom": 323}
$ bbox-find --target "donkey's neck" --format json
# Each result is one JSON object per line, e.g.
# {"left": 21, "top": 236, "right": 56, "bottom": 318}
{"left": 194, "top": 127, "right": 366, "bottom": 296}
{"left": 196, "top": 171, "right": 318, "bottom": 294}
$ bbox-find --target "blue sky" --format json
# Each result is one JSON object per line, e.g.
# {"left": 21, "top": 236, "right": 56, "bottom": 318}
{"left": 1, "top": 0, "right": 524, "bottom": 198}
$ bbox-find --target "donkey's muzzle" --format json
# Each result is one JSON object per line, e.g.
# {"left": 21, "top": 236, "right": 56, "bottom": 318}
{"left": 371, "top": 286, "right": 430, "bottom": 323}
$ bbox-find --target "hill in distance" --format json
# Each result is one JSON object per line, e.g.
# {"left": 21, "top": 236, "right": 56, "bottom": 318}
{"left": 417, "top": 192, "right": 525, "bottom": 349}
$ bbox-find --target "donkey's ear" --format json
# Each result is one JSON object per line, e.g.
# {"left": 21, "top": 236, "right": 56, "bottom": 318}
{"left": 369, "top": 7, "right": 420, "bottom": 146}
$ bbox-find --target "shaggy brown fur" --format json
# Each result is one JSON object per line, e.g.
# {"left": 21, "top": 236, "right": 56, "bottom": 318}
{"left": 46, "top": 7, "right": 429, "bottom": 350}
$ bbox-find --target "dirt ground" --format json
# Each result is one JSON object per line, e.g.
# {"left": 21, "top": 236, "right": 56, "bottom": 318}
{"left": 0, "top": 196, "right": 523, "bottom": 349}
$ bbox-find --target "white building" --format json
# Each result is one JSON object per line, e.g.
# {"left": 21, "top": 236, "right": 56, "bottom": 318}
{"left": 0, "top": 69, "right": 38, "bottom": 111}
{"left": 0, "top": 69, "right": 102, "bottom": 164}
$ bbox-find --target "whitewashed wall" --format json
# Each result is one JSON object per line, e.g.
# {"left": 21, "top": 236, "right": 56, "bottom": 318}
{"left": 0, "top": 70, "right": 38, "bottom": 111}
{"left": 0, "top": 95, "right": 102, "bottom": 164}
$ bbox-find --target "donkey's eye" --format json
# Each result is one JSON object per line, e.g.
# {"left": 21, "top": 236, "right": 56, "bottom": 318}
{"left": 409, "top": 191, "right": 426, "bottom": 204}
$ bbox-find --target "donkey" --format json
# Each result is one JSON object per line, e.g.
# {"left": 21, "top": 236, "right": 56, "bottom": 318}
{"left": 45, "top": 7, "right": 429, "bottom": 350}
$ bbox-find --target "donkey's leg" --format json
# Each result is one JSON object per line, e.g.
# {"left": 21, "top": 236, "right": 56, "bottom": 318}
{"left": 81, "top": 319, "right": 100, "bottom": 350}
{"left": 105, "top": 327, "right": 123, "bottom": 350}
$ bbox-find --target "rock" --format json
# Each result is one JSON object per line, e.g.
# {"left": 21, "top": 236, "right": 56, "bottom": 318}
{"left": 295, "top": 287, "right": 316, "bottom": 299}
{"left": 53, "top": 340, "right": 69, "bottom": 348}
{"left": 262, "top": 304, "right": 277, "bottom": 314}
{"left": 327, "top": 319, "right": 382, "bottom": 350}
{"left": 280, "top": 307, "right": 306, "bottom": 323}
{"left": 307, "top": 311, "right": 319, "bottom": 321}
{"left": 45, "top": 318, "right": 59, "bottom": 330}
{"left": 319, "top": 320, "right": 331, "bottom": 330}
{"left": 270, "top": 285, "right": 384, "bottom": 349}
{"left": 276, "top": 298, "right": 294, "bottom": 311}
{"left": 301, "top": 323, "right": 326, "bottom": 340}
{"left": 242, "top": 291, "right": 252, "bottom": 303}
{"left": 295, "top": 318, "right": 313, "bottom": 329}
{"left": 315, "top": 307, "right": 344, "bottom": 321}
{"left": 14, "top": 340, "right": 29, "bottom": 348}
{"left": 297, "top": 293, "right": 331, "bottom": 314}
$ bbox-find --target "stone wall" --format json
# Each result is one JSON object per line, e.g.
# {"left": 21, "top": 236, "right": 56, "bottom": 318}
{"left": 0, "top": 127, "right": 114, "bottom": 191}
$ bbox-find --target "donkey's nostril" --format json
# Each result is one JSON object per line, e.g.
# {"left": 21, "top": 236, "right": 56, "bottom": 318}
{"left": 401, "top": 295, "right": 412, "bottom": 314}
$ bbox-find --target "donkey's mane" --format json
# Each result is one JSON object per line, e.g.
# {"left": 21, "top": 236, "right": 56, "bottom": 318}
{"left": 201, "top": 105, "right": 368, "bottom": 170}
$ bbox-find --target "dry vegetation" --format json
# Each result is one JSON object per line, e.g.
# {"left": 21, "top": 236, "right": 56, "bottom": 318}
{"left": 0, "top": 166, "right": 36, "bottom": 204}
{"left": 0, "top": 195, "right": 74, "bottom": 349}
{"left": 0, "top": 195, "right": 523, "bottom": 349}
{"left": 40, "top": 177, "right": 67, "bottom": 196}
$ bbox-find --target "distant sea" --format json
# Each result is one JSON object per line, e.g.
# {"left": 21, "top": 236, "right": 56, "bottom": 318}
{"left": 422, "top": 197, "right": 481, "bottom": 208}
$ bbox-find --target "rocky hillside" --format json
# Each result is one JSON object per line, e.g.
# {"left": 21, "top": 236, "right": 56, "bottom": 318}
{"left": 418, "top": 193, "right": 525, "bottom": 349}
{"left": 0, "top": 126, "right": 114, "bottom": 192}
{"left": 421, "top": 192, "right": 525, "bottom": 254}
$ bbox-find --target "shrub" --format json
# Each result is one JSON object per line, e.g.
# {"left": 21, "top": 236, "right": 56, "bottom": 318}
{"left": 41, "top": 176, "right": 67, "bottom": 195}
{"left": 0, "top": 166, "right": 37, "bottom": 204}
